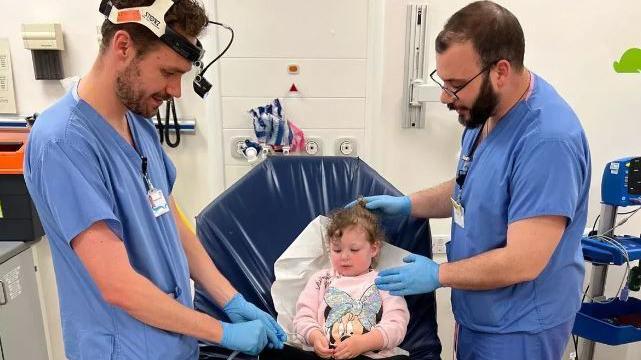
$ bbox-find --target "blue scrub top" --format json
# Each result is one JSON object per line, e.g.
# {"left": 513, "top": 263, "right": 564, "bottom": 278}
{"left": 448, "top": 73, "right": 591, "bottom": 334}
{"left": 24, "top": 84, "right": 198, "bottom": 359}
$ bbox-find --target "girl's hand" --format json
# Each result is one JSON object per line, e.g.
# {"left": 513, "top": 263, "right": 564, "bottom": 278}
{"left": 309, "top": 330, "right": 334, "bottom": 359}
{"left": 333, "top": 334, "right": 368, "bottom": 359}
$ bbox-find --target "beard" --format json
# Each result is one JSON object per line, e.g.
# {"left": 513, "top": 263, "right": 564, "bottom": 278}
{"left": 448, "top": 74, "right": 499, "bottom": 129}
{"left": 116, "top": 59, "right": 169, "bottom": 118}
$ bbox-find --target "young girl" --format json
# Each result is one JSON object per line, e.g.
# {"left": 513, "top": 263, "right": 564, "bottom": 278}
{"left": 263, "top": 199, "right": 410, "bottom": 359}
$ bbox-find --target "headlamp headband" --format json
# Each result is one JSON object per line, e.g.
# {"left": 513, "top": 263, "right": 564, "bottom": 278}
{"left": 98, "top": 0, "right": 204, "bottom": 63}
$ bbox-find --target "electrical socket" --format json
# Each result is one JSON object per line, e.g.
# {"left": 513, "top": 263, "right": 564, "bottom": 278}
{"left": 431, "top": 234, "right": 450, "bottom": 255}
{"left": 335, "top": 137, "right": 358, "bottom": 156}
{"left": 230, "top": 136, "right": 251, "bottom": 160}
{"left": 433, "top": 244, "right": 446, "bottom": 255}
{"left": 304, "top": 137, "right": 323, "bottom": 155}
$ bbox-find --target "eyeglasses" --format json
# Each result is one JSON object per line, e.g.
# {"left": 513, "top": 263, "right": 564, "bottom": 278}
{"left": 429, "top": 61, "right": 498, "bottom": 101}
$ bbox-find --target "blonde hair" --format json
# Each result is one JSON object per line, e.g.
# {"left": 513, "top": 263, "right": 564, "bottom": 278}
{"left": 326, "top": 198, "right": 385, "bottom": 265}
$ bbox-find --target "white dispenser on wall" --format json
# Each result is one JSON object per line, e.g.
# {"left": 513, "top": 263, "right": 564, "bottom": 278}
{"left": 21, "top": 23, "right": 65, "bottom": 80}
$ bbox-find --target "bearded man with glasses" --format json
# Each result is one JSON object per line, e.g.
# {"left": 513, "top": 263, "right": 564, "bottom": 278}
{"left": 350, "top": 1, "right": 591, "bottom": 358}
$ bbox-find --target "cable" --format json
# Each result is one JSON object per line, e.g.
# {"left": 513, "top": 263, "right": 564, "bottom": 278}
{"left": 155, "top": 110, "right": 164, "bottom": 144}
{"left": 601, "top": 207, "right": 641, "bottom": 236}
{"left": 618, "top": 206, "right": 641, "bottom": 215}
{"left": 581, "top": 284, "right": 590, "bottom": 303}
{"left": 164, "top": 98, "right": 180, "bottom": 148}
{"left": 591, "top": 215, "right": 600, "bottom": 233}
{"left": 155, "top": 99, "right": 180, "bottom": 147}
{"left": 590, "top": 206, "right": 640, "bottom": 233}
{"left": 587, "top": 207, "right": 640, "bottom": 303}
{"left": 585, "top": 234, "right": 630, "bottom": 303}
{"left": 157, "top": 21, "right": 234, "bottom": 140}
{"left": 192, "top": 21, "right": 234, "bottom": 96}
{"left": 596, "top": 235, "right": 629, "bottom": 300}
{"left": 201, "top": 21, "right": 234, "bottom": 75}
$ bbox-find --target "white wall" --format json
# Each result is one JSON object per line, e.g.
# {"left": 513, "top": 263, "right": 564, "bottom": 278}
{"left": 215, "top": 0, "right": 370, "bottom": 187}
{"left": 3, "top": 1, "right": 641, "bottom": 359}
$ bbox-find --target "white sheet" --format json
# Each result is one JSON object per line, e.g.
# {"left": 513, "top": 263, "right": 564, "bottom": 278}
{"left": 271, "top": 215, "right": 411, "bottom": 347}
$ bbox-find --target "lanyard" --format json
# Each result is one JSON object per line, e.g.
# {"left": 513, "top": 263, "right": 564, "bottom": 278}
{"left": 456, "top": 71, "right": 531, "bottom": 195}
{"left": 126, "top": 113, "right": 154, "bottom": 192}
{"left": 141, "top": 156, "right": 154, "bottom": 191}
{"left": 456, "top": 121, "right": 486, "bottom": 192}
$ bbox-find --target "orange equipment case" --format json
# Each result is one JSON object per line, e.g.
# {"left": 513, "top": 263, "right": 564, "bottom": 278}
{"left": 0, "top": 130, "right": 44, "bottom": 241}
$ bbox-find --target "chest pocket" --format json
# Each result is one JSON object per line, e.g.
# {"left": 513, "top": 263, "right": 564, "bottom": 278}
{"left": 457, "top": 148, "right": 512, "bottom": 258}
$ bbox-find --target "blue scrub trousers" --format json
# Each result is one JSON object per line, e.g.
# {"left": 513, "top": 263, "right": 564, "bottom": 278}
{"left": 455, "top": 319, "right": 574, "bottom": 360}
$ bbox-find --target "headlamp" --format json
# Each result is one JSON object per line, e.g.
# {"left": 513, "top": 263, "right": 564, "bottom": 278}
{"left": 99, "top": 0, "right": 233, "bottom": 98}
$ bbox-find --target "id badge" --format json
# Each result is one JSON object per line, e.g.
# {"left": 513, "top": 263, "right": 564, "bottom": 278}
{"left": 148, "top": 188, "right": 170, "bottom": 217}
{"left": 450, "top": 197, "right": 465, "bottom": 228}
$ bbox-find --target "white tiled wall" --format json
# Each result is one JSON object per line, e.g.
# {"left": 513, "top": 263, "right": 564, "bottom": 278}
{"left": 219, "top": 59, "right": 367, "bottom": 98}
{"left": 216, "top": 0, "right": 370, "bottom": 187}
{"left": 216, "top": 0, "right": 368, "bottom": 59}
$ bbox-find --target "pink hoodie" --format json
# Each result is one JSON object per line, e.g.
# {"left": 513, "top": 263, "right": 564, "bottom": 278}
{"left": 293, "top": 269, "right": 410, "bottom": 358}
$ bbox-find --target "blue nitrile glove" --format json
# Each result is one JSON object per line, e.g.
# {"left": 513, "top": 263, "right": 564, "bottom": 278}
{"left": 223, "top": 294, "right": 287, "bottom": 349}
{"left": 220, "top": 320, "right": 268, "bottom": 355}
{"left": 345, "top": 195, "right": 411, "bottom": 217}
{"left": 375, "top": 254, "right": 441, "bottom": 296}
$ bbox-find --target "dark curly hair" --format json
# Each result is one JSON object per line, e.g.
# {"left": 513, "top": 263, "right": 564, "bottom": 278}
{"left": 326, "top": 198, "right": 386, "bottom": 252}
{"left": 100, "top": 0, "right": 209, "bottom": 57}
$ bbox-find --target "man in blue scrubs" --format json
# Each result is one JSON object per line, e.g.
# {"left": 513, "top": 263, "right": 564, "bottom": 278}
{"left": 362, "top": 1, "right": 591, "bottom": 358}
{"left": 24, "top": 1, "right": 285, "bottom": 359}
